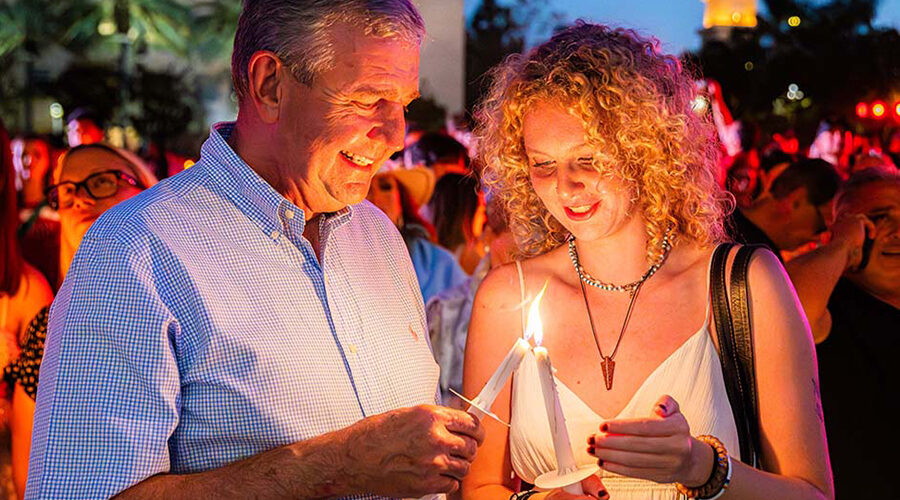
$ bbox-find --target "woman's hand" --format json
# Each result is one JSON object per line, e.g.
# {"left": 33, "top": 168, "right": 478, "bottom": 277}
{"left": 532, "top": 473, "right": 609, "bottom": 500}
{"left": 586, "top": 395, "right": 714, "bottom": 487}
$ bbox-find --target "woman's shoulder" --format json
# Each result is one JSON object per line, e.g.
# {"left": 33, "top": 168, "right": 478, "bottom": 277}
{"left": 13, "top": 264, "right": 53, "bottom": 306}
{"left": 478, "top": 247, "right": 567, "bottom": 300}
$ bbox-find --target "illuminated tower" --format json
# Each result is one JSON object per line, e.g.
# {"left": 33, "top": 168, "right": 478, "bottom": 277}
{"left": 701, "top": 0, "right": 758, "bottom": 43}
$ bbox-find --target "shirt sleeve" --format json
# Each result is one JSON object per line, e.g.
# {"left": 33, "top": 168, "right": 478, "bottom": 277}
{"left": 26, "top": 233, "right": 182, "bottom": 500}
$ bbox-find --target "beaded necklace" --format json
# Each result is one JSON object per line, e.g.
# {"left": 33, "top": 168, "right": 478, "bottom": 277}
{"left": 568, "top": 228, "right": 673, "bottom": 390}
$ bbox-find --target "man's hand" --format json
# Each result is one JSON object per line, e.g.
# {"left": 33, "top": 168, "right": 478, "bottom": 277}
{"left": 829, "top": 214, "right": 874, "bottom": 271}
{"left": 340, "top": 405, "right": 485, "bottom": 498}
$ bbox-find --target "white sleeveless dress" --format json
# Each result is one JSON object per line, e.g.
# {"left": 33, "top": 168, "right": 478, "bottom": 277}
{"left": 508, "top": 260, "right": 740, "bottom": 499}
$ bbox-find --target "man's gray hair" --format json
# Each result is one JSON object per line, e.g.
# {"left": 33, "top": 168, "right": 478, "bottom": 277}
{"left": 835, "top": 166, "right": 900, "bottom": 211}
{"left": 231, "top": 0, "right": 425, "bottom": 102}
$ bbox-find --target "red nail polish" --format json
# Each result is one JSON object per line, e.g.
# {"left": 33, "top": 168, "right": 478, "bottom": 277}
{"left": 588, "top": 436, "right": 595, "bottom": 445}
{"left": 600, "top": 423, "right": 608, "bottom": 432}
{"left": 598, "top": 490, "right": 609, "bottom": 499}
{"left": 658, "top": 403, "right": 667, "bottom": 413}
{"left": 597, "top": 459, "right": 604, "bottom": 467}
{"left": 588, "top": 446, "right": 594, "bottom": 455}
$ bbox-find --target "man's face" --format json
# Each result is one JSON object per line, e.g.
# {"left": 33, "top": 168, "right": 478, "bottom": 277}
{"left": 838, "top": 181, "right": 900, "bottom": 298}
{"left": 276, "top": 24, "right": 420, "bottom": 216}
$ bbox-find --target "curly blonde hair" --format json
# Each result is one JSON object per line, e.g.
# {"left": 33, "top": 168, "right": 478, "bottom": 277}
{"left": 476, "top": 22, "right": 729, "bottom": 262}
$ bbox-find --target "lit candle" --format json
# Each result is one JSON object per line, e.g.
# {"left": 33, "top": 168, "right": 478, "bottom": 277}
{"left": 468, "top": 337, "right": 530, "bottom": 419}
{"left": 533, "top": 346, "right": 584, "bottom": 495}
{"left": 467, "top": 282, "right": 548, "bottom": 419}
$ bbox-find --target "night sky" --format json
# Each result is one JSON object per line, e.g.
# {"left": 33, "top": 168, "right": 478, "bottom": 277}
{"left": 466, "top": 0, "right": 900, "bottom": 55}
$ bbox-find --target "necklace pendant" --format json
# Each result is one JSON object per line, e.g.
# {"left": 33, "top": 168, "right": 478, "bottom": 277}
{"left": 601, "top": 357, "right": 616, "bottom": 391}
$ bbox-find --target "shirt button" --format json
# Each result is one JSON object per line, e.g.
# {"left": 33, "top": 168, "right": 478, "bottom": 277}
{"left": 285, "top": 209, "right": 295, "bottom": 220}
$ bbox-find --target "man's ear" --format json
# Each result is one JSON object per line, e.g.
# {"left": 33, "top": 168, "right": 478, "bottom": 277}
{"left": 246, "top": 51, "right": 284, "bottom": 124}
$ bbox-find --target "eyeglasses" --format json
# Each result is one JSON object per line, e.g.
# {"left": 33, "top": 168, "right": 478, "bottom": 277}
{"left": 45, "top": 170, "right": 142, "bottom": 210}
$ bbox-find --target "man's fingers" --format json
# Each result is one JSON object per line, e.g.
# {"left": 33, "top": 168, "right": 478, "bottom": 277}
{"left": 428, "top": 475, "right": 460, "bottom": 494}
{"left": 440, "top": 455, "right": 472, "bottom": 481}
{"left": 444, "top": 409, "right": 485, "bottom": 444}
{"left": 446, "top": 433, "right": 478, "bottom": 460}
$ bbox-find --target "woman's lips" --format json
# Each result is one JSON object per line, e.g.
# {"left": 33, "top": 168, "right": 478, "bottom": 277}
{"left": 563, "top": 202, "right": 599, "bottom": 221}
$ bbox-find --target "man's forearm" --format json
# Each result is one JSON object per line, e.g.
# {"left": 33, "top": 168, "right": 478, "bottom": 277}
{"left": 785, "top": 243, "right": 847, "bottom": 336}
{"left": 114, "top": 430, "right": 355, "bottom": 500}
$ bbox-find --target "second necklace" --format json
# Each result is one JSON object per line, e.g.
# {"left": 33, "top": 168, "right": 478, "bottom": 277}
{"left": 569, "top": 237, "right": 672, "bottom": 390}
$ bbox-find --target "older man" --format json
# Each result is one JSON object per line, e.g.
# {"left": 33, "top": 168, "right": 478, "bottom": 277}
{"left": 786, "top": 167, "right": 900, "bottom": 498}
{"left": 27, "top": 2, "right": 483, "bottom": 499}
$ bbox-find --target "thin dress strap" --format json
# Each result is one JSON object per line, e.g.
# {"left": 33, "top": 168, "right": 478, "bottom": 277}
{"left": 515, "top": 260, "right": 526, "bottom": 335}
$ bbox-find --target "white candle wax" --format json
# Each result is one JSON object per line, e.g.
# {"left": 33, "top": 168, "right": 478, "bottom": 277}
{"left": 470, "top": 337, "right": 531, "bottom": 418}
{"left": 534, "top": 346, "right": 583, "bottom": 495}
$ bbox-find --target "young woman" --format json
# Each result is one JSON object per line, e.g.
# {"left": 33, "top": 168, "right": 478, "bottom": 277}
{"left": 462, "top": 23, "right": 832, "bottom": 500}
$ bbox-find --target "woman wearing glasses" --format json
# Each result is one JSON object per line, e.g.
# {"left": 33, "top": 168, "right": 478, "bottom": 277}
{"left": 4, "top": 143, "right": 156, "bottom": 498}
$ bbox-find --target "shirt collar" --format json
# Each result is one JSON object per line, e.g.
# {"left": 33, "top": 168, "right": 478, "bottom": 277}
{"left": 199, "top": 122, "right": 354, "bottom": 237}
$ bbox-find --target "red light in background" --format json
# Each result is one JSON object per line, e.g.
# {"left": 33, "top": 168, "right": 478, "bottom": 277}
{"left": 872, "top": 101, "right": 886, "bottom": 118}
{"left": 894, "top": 102, "right": 900, "bottom": 117}
{"left": 856, "top": 102, "right": 869, "bottom": 118}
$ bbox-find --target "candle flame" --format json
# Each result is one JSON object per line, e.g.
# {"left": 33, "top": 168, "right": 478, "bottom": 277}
{"left": 525, "top": 280, "right": 549, "bottom": 345}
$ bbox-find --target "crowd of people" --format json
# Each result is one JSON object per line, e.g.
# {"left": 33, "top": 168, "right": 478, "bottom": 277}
{"left": 0, "top": 1, "right": 898, "bottom": 499}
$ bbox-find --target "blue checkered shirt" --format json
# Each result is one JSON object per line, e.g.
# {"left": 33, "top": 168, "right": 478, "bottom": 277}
{"left": 27, "top": 123, "right": 442, "bottom": 500}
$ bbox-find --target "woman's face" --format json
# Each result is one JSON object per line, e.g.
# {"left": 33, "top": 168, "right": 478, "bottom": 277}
{"left": 522, "top": 102, "right": 636, "bottom": 242}
{"left": 57, "top": 148, "right": 144, "bottom": 245}
{"left": 366, "top": 173, "right": 403, "bottom": 227}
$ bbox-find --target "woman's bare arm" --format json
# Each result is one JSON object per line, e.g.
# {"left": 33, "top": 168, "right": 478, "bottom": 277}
{"left": 461, "top": 264, "right": 527, "bottom": 500}
{"left": 722, "top": 249, "right": 833, "bottom": 500}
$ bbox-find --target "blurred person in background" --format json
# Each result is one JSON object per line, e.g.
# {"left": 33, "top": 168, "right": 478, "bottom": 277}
{"left": 0, "top": 120, "right": 53, "bottom": 500}
{"left": 785, "top": 167, "right": 900, "bottom": 498}
{"left": 428, "top": 173, "right": 485, "bottom": 274}
{"left": 756, "top": 150, "right": 795, "bottom": 197}
{"left": 4, "top": 142, "right": 157, "bottom": 499}
{"left": 65, "top": 108, "right": 105, "bottom": 147}
{"left": 11, "top": 135, "right": 60, "bottom": 289}
{"left": 406, "top": 132, "right": 469, "bottom": 179}
{"left": 427, "top": 192, "right": 515, "bottom": 407}
{"left": 724, "top": 154, "right": 759, "bottom": 209}
{"left": 9, "top": 136, "right": 51, "bottom": 211}
{"left": 366, "top": 164, "right": 467, "bottom": 303}
{"left": 727, "top": 158, "right": 840, "bottom": 260}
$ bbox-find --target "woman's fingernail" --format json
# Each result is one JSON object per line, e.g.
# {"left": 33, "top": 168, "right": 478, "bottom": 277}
{"left": 597, "top": 459, "right": 605, "bottom": 467}
{"left": 600, "top": 423, "right": 608, "bottom": 432}
{"left": 658, "top": 403, "right": 668, "bottom": 413}
{"left": 588, "top": 436, "right": 595, "bottom": 445}
{"left": 598, "top": 490, "right": 609, "bottom": 499}
{"left": 588, "top": 446, "right": 595, "bottom": 455}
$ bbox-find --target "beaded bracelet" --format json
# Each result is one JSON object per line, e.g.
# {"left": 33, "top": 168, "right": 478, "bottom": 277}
{"left": 675, "top": 434, "right": 732, "bottom": 499}
{"left": 509, "top": 490, "right": 539, "bottom": 500}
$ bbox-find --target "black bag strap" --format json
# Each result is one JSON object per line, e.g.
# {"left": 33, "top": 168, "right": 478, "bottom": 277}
{"left": 710, "top": 243, "right": 762, "bottom": 467}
